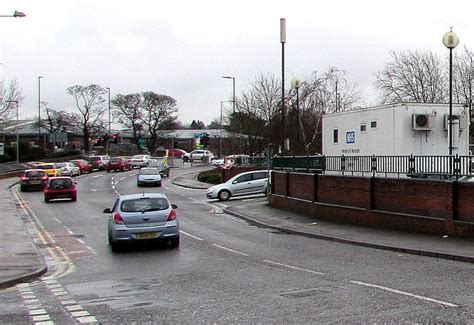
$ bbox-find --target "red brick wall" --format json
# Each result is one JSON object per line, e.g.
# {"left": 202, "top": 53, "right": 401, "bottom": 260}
{"left": 269, "top": 172, "right": 474, "bottom": 238}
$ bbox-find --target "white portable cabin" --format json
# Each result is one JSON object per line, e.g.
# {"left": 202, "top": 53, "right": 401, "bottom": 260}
{"left": 322, "top": 103, "right": 470, "bottom": 156}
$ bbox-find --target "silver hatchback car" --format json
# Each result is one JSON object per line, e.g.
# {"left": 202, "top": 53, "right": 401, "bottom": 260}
{"left": 104, "top": 193, "right": 179, "bottom": 252}
{"left": 206, "top": 170, "right": 269, "bottom": 201}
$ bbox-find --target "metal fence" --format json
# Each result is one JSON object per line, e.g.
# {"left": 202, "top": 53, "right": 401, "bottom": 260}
{"left": 272, "top": 155, "right": 474, "bottom": 178}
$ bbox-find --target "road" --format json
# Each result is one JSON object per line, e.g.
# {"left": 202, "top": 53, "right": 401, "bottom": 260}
{"left": 0, "top": 165, "right": 473, "bottom": 323}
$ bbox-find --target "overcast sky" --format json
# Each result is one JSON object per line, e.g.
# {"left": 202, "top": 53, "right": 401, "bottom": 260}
{"left": 1, "top": 0, "right": 474, "bottom": 125}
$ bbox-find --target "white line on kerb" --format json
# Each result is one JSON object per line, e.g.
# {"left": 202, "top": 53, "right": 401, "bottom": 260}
{"left": 213, "top": 244, "right": 249, "bottom": 256}
{"left": 350, "top": 280, "right": 458, "bottom": 308}
{"left": 180, "top": 230, "right": 203, "bottom": 241}
{"left": 263, "top": 260, "right": 324, "bottom": 275}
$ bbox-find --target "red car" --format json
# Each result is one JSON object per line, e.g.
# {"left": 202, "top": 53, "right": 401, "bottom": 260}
{"left": 19, "top": 169, "right": 48, "bottom": 191}
{"left": 70, "top": 159, "right": 93, "bottom": 174}
{"left": 44, "top": 177, "right": 77, "bottom": 203}
{"left": 167, "top": 148, "right": 187, "bottom": 158}
{"left": 106, "top": 157, "right": 132, "bottom": 172}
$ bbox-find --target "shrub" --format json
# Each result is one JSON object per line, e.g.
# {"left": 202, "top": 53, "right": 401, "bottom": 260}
{"left": 197, "top": 168, "right": 222, "bottom": 184}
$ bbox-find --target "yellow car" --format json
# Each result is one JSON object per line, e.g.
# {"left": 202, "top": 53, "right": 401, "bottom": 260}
{"left": 36, "top": 163, "right": 62, "bottom": 177}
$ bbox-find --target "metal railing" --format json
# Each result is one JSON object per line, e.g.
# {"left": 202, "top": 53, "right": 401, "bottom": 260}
{"left": 272, "top": 155, "right": 474, "bottom": 178}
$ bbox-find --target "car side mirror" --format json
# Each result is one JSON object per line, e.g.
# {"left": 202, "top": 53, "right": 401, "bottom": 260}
{"left": 103, "top": 208, "right": 111, "bottom": 213}
{"left": 171, "top": 204, "right": 178, "bottom": 209}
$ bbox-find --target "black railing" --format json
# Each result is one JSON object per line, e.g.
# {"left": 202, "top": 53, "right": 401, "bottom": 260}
{"left": 272, "top": 155, "right": 474, "bottom": 178}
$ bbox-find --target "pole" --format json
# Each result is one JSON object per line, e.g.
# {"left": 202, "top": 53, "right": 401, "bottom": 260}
{"left": 107, "top": 87, "right": 111, "bottom": 154}
{"left": 296, "top": 87, "right": 300, "bottom": 155}
{"left": 335, "top": 79, "right": 338, "bottom": 112}
{"left": 232, "top": 78, "right": 236, "bottom": 114}
{"left": 449, "top": 48, "right": 453, "bottom": 157}
{"left": 16, "top": 102, "right": 19, "bottom": 162}
{"left": 281, "top": 18, "right": 286, "bottom": 154}
{"left": 38, "top": 76, "right": 42, "bottom": 140}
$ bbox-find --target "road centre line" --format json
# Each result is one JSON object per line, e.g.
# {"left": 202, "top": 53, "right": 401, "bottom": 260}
{"left": 263, "top": 260, "right": 324, "bottom": 275}
{"left": 212, "top": 244, "right": 249, "bottom": 256}
{"left": 350, "top": 280, "right": 458, "bottom": 308}
{"left": 180, "top": 230, "right": 203, "bottom": 241}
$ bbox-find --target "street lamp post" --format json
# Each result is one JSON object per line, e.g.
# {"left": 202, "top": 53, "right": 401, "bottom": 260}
{"left": 443, "top": 29, "right": 460, "bottom": 159}
{"left": 291, "top": 79, "right": 302, "bottom": 155}
{"left": 106, "top": 87, "right": 111, "bottom": 154}
{"left": 0, "top": 10, "right": 26, "bottom": 18}
{"left": 280, "top": 18, "right": 287, "bottom": 153}
{"left": 222, "top": 76, "right": 236, "bottom": 114}
{"left": 38, "top": 76, "right": 42, "bottom": 144}
{"left": 7, "top": 101, "right": 19, "bottom": 162}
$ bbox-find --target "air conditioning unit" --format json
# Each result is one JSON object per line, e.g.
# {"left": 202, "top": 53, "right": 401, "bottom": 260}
{"left": 412, "top": 114, "right": 433, "bottom": 131}
{"left": 444, "top": 114, "right": 467, "bottom": 130}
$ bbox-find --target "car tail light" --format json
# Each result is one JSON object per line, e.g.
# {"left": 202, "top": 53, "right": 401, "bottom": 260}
{"left": 167, "top": 209, "right": 177, "bottom": 221}
{"left": 41, "top": 176, "right": 48, "bottom": 180}
{"left": 113, "top": 212, "right": 125, "bottom": 224}
{"left": 20, "top": 176, "right": 28, "bottom": 181}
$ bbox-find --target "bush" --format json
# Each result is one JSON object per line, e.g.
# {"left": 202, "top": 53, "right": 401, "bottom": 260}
{"left": 197, "top": 168, "right": 222, "bottom": 184}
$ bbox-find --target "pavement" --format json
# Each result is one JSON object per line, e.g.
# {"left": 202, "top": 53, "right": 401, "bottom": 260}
{"left": 1, "top": 168, "right": 473, "bottom": 290}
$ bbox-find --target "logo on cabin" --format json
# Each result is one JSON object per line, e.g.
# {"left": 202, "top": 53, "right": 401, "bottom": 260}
{"left": 346, "top": 131, "right": 355, "bottom": 144}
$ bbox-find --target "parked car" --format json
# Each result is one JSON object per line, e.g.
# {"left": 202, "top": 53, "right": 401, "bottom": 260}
{"left": 44, "top": 176, "right": 77, "bottom": 202}
{"left": 70, "top": 159, "right": 93, "bottom": 174}
{"left": 130, "top": 154, "right": 152, "bottom": 169}
{"left": 19, "top": 169, "right": 48, "bottom": 191}
{"left": 137, "top": 167, "right": 162, "bottom": 187}
{"left": 56, "top": 162, "right": 81, "bottom": 177}
{"left": 107, "top": 157, "right": 132, "bottom": 172}
{"left": 206, "top": 170, "right": 269, "bottom": 201}
{"left": 36, "top": 163, "right": 62, "bottom": 177}
{"left": 88, "top": 155, "right": 110, "bottom": 171}
{"left": 183, "top": 150, "right": 214, "bottom": 162}
{"left": 147, "top": 159, "right": 170, "bottom": 177}
{"left": 104, "top": 192, "right": 179, "bottom": 252}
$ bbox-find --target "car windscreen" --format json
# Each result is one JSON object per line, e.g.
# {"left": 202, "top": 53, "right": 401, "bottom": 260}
{"left": 140, "top": 169, "right": 159, "bottom": 175}
{"left": 49, "top": 179, "right": 72, "bottom": 189}
{"left": 25, "top": 171, "right": 45, "bottom": 177}
{"left": 37, "top": 165, "right": 56, "bottom": 170}
{"left": 121, "top": 198, "right": 169, "bottom": 212}
{"left": 109, "top": 158, "right": 121, "bottom": 163}
{"left": 89, "top": 157, "right": 101, "bottom": 161}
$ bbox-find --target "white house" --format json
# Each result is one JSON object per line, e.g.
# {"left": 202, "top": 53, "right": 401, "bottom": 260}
{"left": 322, "top": 103, "right": 470, "bottom": 156}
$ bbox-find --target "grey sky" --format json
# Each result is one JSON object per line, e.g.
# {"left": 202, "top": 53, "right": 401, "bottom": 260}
{"left": 1, "top": 0, "right": 473, "bottom": 124}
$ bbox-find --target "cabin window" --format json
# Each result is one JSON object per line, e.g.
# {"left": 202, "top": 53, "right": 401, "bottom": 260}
{"left": 370, "top": 121, "right": 377, "bottom": 128}
{"left": 360, "top": 124, "right": 367, "bottom": 132}
{"left": 333, "top": 129, "right": 339, "bottom": 144}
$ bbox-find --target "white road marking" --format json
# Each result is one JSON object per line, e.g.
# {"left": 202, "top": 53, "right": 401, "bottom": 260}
{"left": 350, "top": 280, "right": 458, "bottom": 308}
{"left": 180, "top": 230, "right": 203, "bottom": 241}
{"left": 92, "top": 175, "right": 103, "bottom": 178}
{"left": 90, "top": 189, "right": 97, "bottom": 192}
{"left": 213, "top": 244, "right": 249, "bottom": 256}
{"left": 263, "top": 260, "right": 324, "bottom": 275}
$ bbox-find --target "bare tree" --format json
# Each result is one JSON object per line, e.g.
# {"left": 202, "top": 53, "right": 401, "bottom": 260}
{"left": 0, "top": 79, "right": 25, "bottom": 120}
{"left": 453, "top": 46, "right": 474, "bottom": 105}
{"left": 67, "top": 84, "right": 107, "bottom": 153}
{"left": 141, "top": 92, "right": 178, "bottom": 154}
{"left": 41, "top": 102, "right": 80, "bottom": 133}
{"left": 112, "top": 93, "right": 145, "bottom": 152}
{"left": 374, "top": 50, "right": 446, "bottom": 104}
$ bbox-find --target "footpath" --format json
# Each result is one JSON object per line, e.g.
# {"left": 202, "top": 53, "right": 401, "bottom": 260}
{"left": 1, "top": 168, "right": 473, "bottom": 289}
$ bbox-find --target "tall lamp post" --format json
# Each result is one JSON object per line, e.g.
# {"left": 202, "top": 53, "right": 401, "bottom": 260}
{"left": 106, "top": 87, "right": 111, "bottom": 154}
{"left": 7, "top": 100, "right": 19, "bottom": 162}
{"left": 442, "top": 29, "right": 460, "bottom": 158}
{"left": 38, "top": 76, "right": 42, "bottom": 143}
{"left": 280, "top": 18, "right": 287, "bottom": 153}
{"left": 221, "top": 76, "right": 236, "bottom": 114}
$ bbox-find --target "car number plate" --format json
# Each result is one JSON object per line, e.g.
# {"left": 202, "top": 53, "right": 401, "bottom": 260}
{"left": 136, "top": 232, "right": 159, "bottom": 239}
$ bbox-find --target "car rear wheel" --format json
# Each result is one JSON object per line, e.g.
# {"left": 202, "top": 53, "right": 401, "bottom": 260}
{"left": 169, "top": 237, "right": 180, "bottom": 248}
{"left": 44, "top": 197, "right": 50, "bottom": 203}
{"left": 20, "top": 185, "right": 26, "bottom": 192}
{"left": 218, "top": 190, "right": 231, "bottom": 201}
{"left": 71, "top": 195, "right": 77, "bottom": 202}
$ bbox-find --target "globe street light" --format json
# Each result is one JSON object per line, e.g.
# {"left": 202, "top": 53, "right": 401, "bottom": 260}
{"left": 221, "top": 76, "right": 236, "bottom": 114}
{"left": 443, "top": 28, "right": 460, "bottom": 158}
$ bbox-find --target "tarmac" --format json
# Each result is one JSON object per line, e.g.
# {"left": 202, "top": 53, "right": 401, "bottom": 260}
{"left": 1, "top": 169, "right": 474, "bottom": 290}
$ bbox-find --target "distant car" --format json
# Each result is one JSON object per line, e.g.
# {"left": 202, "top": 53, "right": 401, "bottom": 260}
{"left": 44, "top": 177, "right": 77, "bottom": 203}
{"left": 183, "top": 150, "right": 214, "bottom": 162}
{"left": 130, "top": 154, "right": 152, "bottom": 169}
{"left": 36, "top": 163, "right": 62, "bottom": 177}
{"left": 206, "top": 170, "right": 269, "bottom": 201}
{"left": 19, "top": 169, "right": 48, "bottom": 191}
{"left": 104, "top": 192, "right": 179, "bottom": 252}
{"left": 147, "top": 159, "right": 170, "bottom": 177}
{"left": 70, "top": 159, "right": 93, "bottom": 174}
{"left": 137, "top": 167, "right": 162, "bottom": 187}
{"left": 168, "top": 148, "right": 187, "bottom": 158}
{"left": 56, "top": 162, "right": 81, "bottom": 177}
{"left": 88, "top": 155, "right": 110, "bottom": 171}
{"left": 107, "top": 157, "right": 132, "bottom": 172}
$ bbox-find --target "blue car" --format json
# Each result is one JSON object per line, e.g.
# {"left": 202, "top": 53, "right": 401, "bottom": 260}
{"left": 104, "top": 193, "right": 179, "bottom": 252}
